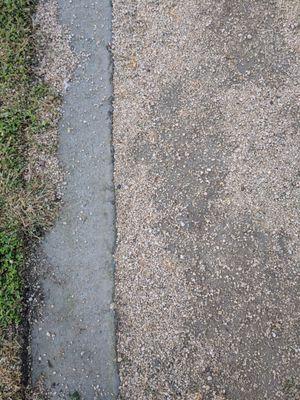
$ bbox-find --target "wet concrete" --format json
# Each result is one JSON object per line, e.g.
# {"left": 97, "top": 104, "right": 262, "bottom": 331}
{"left": 31, "top": 1, "right": 118, "bottom": 398}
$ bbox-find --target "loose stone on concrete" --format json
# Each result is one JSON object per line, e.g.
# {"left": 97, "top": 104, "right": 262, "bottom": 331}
{"left": 31, "top": 0, "right": 118, "bottom": 399}
{"left": 113, "top": 1, "right": 300, "bottom": 399}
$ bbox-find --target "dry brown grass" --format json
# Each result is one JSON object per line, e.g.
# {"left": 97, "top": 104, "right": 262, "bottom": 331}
{"left": 0, "top": 338, "right": 23, "bottom": 400}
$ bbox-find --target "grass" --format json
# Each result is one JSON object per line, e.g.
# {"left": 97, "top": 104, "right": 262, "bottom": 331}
{"left": 0, "top": 233, "right": 23, "bottom": 327}
{"left": 0, "top": 338, "right": 22, "bottom": 400}
{"left": 0, "top": 0, "right": 60, "bottom": 397}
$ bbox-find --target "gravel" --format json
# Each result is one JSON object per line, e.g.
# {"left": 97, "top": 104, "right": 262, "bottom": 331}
{"left": 113, "top": 1, "right": 300, "bottom": 399}
{"left": 34, "top": 0, "right": 77, "bottom": 93}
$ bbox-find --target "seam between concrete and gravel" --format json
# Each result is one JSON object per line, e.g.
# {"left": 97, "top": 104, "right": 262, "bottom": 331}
{"left": 31, "top": 1, "right": 119, "bottom": 399}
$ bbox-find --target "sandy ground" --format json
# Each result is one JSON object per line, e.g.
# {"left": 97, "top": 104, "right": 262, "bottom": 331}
{"left": 113, "top": 1, "right": 300, "bottom": 399}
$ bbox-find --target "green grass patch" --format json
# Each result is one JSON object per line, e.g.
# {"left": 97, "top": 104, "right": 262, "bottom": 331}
{"left": 0, "top": 232, "right": 23, "bottom": 327}
{"left": 0, "top": 0, "right": 57, "bottom": 324}
{"left": 0, "top": 0, "right": 35, "bottom": 329}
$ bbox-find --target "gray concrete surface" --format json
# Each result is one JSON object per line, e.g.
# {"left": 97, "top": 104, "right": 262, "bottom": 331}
{"left": 113, "top": 1, "right": 300, "bottom": 399}
{"left": 31, "top": 1, "right": 118, "bottom": 398}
